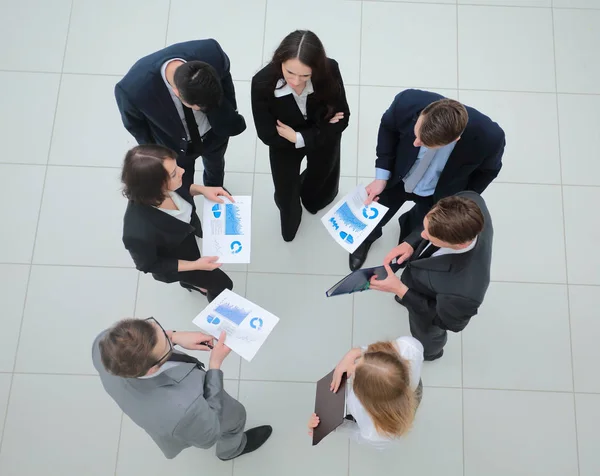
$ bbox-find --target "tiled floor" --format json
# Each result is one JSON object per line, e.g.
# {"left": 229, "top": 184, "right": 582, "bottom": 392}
{"left": 0, "top": 0, "right": 598, "bottom": 475}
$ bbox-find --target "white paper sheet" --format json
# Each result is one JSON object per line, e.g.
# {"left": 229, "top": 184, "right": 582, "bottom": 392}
{"left": 202, "top": 196, "right": 251, "bottom": 263}
{"left": 192, "top": 289, "right": 279, "bottom": 362}
{"left": 321, "top": 185, "right": 389, "bottom": 253}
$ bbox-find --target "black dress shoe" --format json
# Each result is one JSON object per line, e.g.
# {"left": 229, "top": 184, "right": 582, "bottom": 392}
{"left": 219, "top": 425, "right": 273, "bottom": 461}
{"left": 424, "top": 350, "right": 444, "bottom": 362}
{"left": 179, "top": 282, "right": 207, "bottom": 296}
{"left": 349, "top": 241, "right": 373, "bottom": 271}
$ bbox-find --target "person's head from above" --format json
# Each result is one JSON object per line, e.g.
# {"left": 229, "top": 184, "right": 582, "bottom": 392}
{"left": 121, "top": 145, "right": 184, "bottom": 206}
{"left": 413, "top": 98, "right": 468, "bottom": 149}
{"left": 99, "top": 318, "right": 173, "bottom": 378}
{"left": 270, "top": 30, "right": 338, "bottom": 99}
{"left": 421, "top": 196, "right": 484, "bottom": 249}
{"left": 172, "top": 60, "right": 223, "bottom": 112}
{"left": 352, "top": 341, "right": 417, "bottom": 437}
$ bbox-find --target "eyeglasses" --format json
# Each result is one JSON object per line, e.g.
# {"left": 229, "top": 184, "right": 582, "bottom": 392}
{"left": 140, "top": 317, "right": 173, "bottom": 375}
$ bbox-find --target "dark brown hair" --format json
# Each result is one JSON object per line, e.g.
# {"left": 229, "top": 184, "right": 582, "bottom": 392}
{"left": 265, "top": 30, "right": 339, "bottom": 118}
{"left": 173, "top": 61, "right": 223, "bottom": 111}
{"left": 426, "top": 196, "right": 484, "bottom": 245}
{"left": 419, "top": 99, "right": 468, "bottom": 147}
{"left": 121, "top": 145, "right": 176, "bottom": 206}
{"left": 99, "top": 319, "right": 158, "bottom": 378}
{"left": 353, "top": 341, "right": 416, "bottom": 438}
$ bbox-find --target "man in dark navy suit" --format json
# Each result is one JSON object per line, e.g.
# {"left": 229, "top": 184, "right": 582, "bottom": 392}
{"left": 349, "top": 89, "right": 505, "bottom": 271}
{"left": 115, "top": 39, "right": 246, "bottom": 188}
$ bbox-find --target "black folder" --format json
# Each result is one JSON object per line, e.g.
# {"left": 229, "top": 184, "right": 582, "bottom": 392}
{"left": 326, "top": 263, "right": 402, "bottom": 297}
{"left": 312, "top": 368, "right": 347, "bottom": 446}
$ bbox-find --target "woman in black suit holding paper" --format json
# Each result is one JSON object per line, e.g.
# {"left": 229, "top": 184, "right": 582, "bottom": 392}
{"left": 121, "top": 144, "right": 233, "bottom": 301}
{"left": 251, "top": 30, "right": 350, "bottom": 242}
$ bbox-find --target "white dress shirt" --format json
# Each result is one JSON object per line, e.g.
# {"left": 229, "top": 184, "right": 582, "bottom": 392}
{"left": 421, "top": 236, "right": 478, "bottom": 258}
{"left": 274, "top": 78, "right": 314, "bottom": 149}
{"left": 161, "top": 58, "right": 212, "bottom": 139}
{"left": 155, "top": 191, "right": 193, "bottom": 224}
{"left": 342, "top": 336, "right": 424, "bottom": 448}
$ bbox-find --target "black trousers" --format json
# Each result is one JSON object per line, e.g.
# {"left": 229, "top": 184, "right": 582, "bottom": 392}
{"left": 364, "top": 182, "right": 434, "bottom": 245}
{"left": 178, "top": 130, "right": 229, "bottom": 189}
{"left": 269, "top": 135, "right": 341, "bottom": 241}
{"left": 177, "top": 268, "right": 233, "bottom": 302}
{"left": 409, "top": 312, "right": 447, "bottom": 359}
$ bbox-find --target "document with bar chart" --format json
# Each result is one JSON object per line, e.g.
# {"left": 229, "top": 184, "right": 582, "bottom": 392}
{"left": 192, "top": 289, "right": 279, "bottom": 361}
{"left": 202, "top": 196, "right": 252, "bottom": 263}
{"left": 321, "top": 185, "right": 388, "bottom": 253}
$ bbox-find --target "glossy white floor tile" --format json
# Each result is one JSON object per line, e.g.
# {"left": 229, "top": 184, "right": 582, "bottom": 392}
{"left": 569, "top": 285, "right": 600, "bottom": 393}
{"left": 484, "top": 183, "right": 566, "bottom": 283}
{"left": 0, "top": 265, "right": 29, "bottom": 372}
{"left": 236, "top": 380, "right": 349, "bottom": 476}
{"left": 167, "top": 0, "right": 266, "bottom": 81}
{"left": 575, "top": 393, "right": 600, "bottom": 476}
{"left": 33, "top": 166, "right": 132, "bottom": 267}
{"left": 0, "top": 164, "right": 46, "bottom": 263}
{"left": 0, "top": 0, "right": 71, "bottom": 72}
{"left": 554, "top": 8, "right": 600, "bottom": 94}
{"left": 563, "top": 186, "right": 600, "bottom": 285}
{"left": 15, "top": 266, "right": 138, "bottom": 375}
{"left": 557, "top": 94, "right": 600, "bottom": 186}
{"left": 0, "top": 375, "right": 122, "bottom": 476}
{"left": 1, "top": 1, "right": 598, "bottom": 474}
{"left": 63, "top": 0, "right": 169, "bottom": 76}
{"left": 458, "top": 90, "right": 561, "bottom": 184}
{"left": 458, "top": 5, "right": 555, "bottom": 92}
{"left": 0, "top": 72, "right": 60, "bottom": 164}
{"left": 49, "top": 74, "right": 137, "bottom": 167}
{"left": 463, "top": 282, "right": 573, "bottom": 391}
{"left": 361, "top": 2, "right": 458, "bottom": 88}
{"left": 463, "top": 389, "right": 578, "bottom": 476}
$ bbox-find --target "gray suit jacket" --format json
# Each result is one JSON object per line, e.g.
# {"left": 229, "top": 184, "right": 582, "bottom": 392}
{"left": 92, "top": 332, "right": 226, "bottom": 459}
{"left": 400, "top": 191, "right": 493, "bottom": 332}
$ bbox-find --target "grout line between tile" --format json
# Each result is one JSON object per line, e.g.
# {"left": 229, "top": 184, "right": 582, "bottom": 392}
{"left": 0, "top": 0, "right": 75, "bottom": 457}
{"left": 550, "top": 5, "right": 580, "bottom": 475}
{"left": 113, "top": 412, "right": 124, "bottom": 476}
{"left": 163, "top": 0, "right": 172, "bottom": 47}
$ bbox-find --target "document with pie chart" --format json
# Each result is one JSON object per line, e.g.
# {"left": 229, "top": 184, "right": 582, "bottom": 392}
{"left": 321, "top": 185, "right": 388, "bottom": 253}
{"left": 192, "top": 289, "right": 280, "bottom": 361}
{"left": 202, "top": 196, "right": 251, "bottom": 263}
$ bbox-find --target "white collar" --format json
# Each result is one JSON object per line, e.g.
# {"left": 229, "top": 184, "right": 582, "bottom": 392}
{"left": 160, "top": 58, "right": 186, "bottom": 93}
{"left": 433, "top": 236, "right": 478, "bottom": 257}
{"left": 274, "top": 78, "right": 314, "bottom": 98}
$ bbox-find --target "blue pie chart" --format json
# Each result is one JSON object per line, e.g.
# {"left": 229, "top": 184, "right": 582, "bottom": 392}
{"left": 339, "top": 232, "right": 354, "bottom": 244}
{"left": 212, "top": 204, "right": 222, "bottom": 218}
{"left": 230, "top": 241, "right": 242, "bottom": 254}
{"left": 362, "top": 207, "right": 379, "bottom": 220}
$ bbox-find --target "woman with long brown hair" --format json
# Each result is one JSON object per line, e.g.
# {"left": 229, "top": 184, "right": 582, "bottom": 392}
{"left": 251, "top": 30, "right": 350, "bottom": 242}
{"left": 308, "top": 336, "right": 424, "bottom": 447}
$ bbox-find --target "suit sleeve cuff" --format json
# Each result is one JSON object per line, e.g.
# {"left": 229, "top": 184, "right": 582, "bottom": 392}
{"left": 295, "top": 132, "right": 305, "bottom": 149}
{"left": 375, "top": 168, "right": 391, "bottom": 180}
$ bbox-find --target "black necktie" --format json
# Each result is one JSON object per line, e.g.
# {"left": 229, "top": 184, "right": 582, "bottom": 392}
{"left": 418, "top": 243, "right": 440, "bottom": 260}
{"left": 182, "top": 105, "right": 204, "bottom": 156}
{"left": 168, "top": 351, "right": 205, "bottom": 370}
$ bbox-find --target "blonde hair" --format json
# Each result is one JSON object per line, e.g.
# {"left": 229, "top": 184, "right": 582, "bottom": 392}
{"left": 352, "top": 341, "right": 417, "bottom": 438}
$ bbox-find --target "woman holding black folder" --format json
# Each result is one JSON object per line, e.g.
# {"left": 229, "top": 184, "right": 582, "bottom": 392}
{"left": 251, "top": 30, "right": 350, "bottom": 242}
{"left": 308, "top": 336, "right": 424, "bottom": 448}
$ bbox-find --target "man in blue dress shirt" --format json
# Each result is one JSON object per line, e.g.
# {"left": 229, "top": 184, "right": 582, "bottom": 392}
{"left": 349, "top": 89, "right": 505, "bottom": 271}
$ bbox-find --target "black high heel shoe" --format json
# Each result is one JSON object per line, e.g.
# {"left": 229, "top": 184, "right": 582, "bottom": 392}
{"left": 179, "top": 282, "right": 207, "bottom": 296}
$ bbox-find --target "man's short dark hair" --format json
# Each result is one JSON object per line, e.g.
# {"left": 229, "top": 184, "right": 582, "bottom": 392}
{"left": 121, "top": 144, "right": 176, "bottom": 206}
{"left": 427, "top": 196, "right": 484, "bottom": 245}
{"left": 419, "top": 99, "right": 468, "bottom": 147}
{"left": 173, "top": 61, "right": 223, "bottom": 110}
{"left": 99, "top": 319, "right": 158, "bottom": 378}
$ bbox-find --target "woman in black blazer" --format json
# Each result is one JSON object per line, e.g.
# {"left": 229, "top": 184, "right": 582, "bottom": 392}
{"left": 251, "top": 30, "right": 350, "bottom": 242}
{"left": 121, "top": 144, "right": 233, "bottom": 301}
